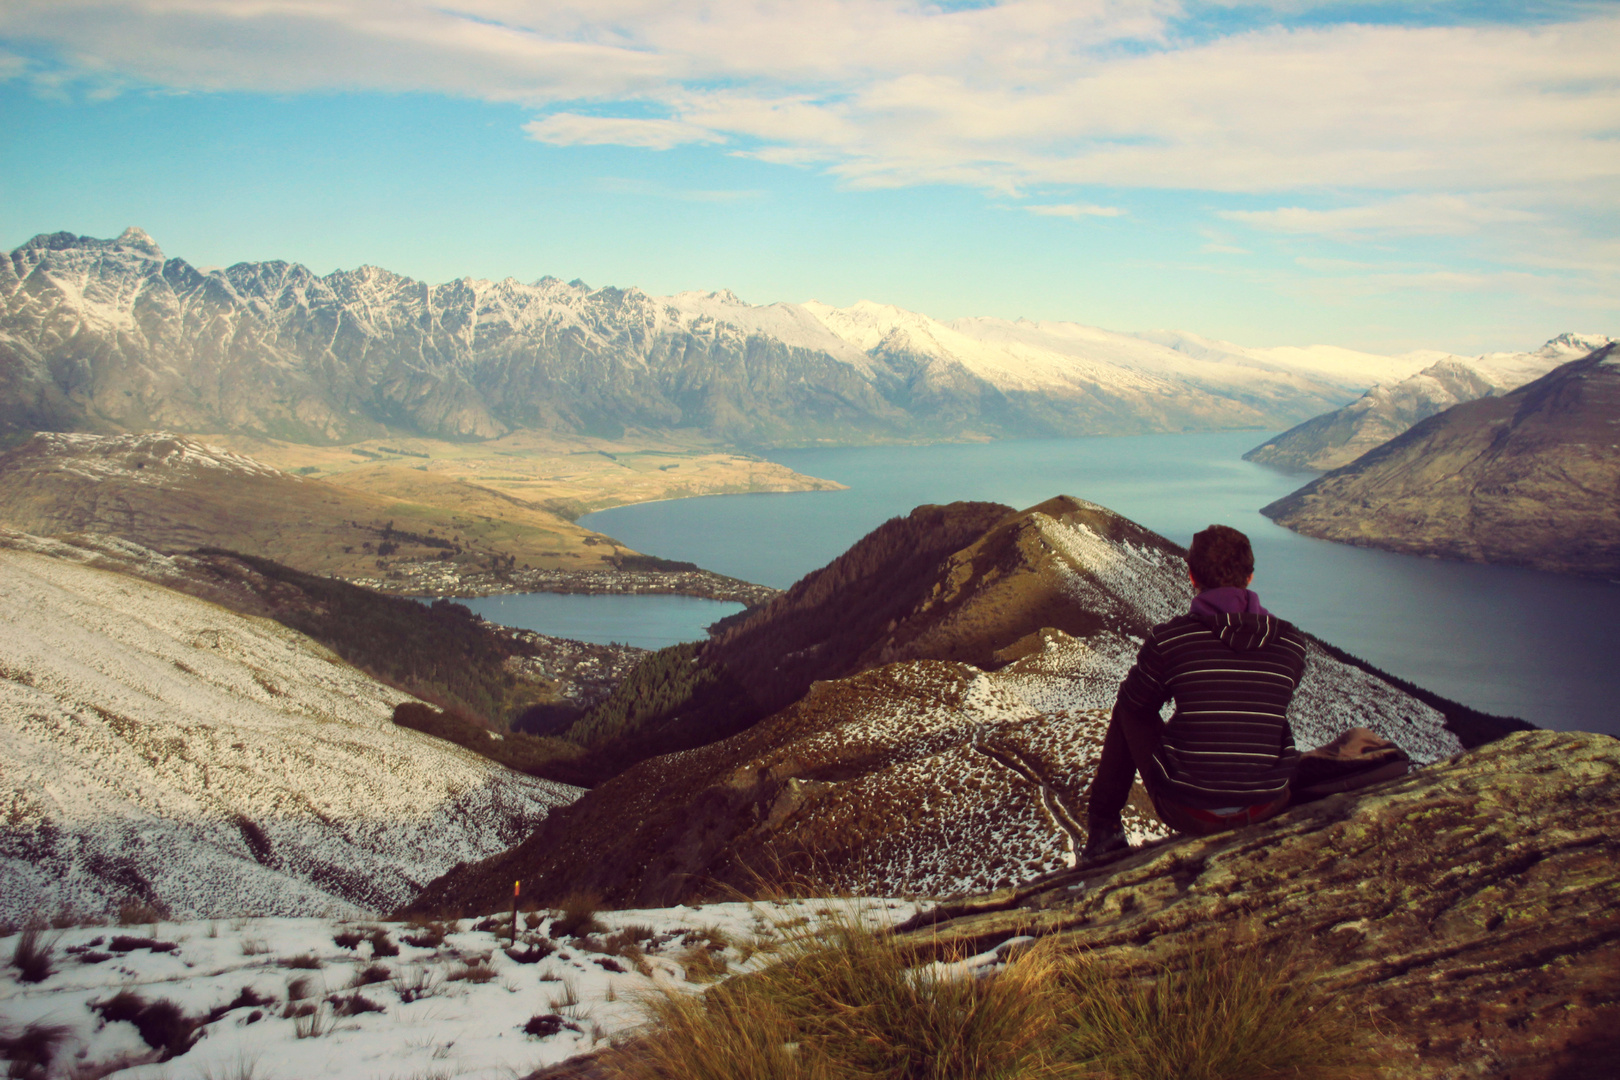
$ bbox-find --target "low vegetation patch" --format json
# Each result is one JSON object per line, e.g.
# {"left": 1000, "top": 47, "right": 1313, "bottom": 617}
{"left": 91, "top": 990, "right": 200, "bottom": 1059}
{"left": 610, "top": 922, "right": 1370, "bottom": 1080}
{"left": 550, "top": 893, "right": 606, "bottom": 939}
{"left": 9, "top": 928, "right": 59, "bottom": 983}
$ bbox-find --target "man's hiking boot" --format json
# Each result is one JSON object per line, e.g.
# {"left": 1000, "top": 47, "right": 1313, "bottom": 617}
{"left": 1079, "top": 820, "right": 1130, "bottom": 866}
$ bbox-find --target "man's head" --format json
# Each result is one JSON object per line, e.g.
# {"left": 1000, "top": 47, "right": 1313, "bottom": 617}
{"left": 1187, "top": 524, "right": 1254, "bottom": 590}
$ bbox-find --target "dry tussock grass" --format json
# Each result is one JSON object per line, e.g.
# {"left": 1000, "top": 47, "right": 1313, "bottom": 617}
{"left": 609, "top": 920, "right": 1378, "bottom": 1080}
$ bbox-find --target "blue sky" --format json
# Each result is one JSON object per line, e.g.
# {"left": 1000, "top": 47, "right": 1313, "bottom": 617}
{"left": 2, "top": 0, "right": 1615, "bottom": 354}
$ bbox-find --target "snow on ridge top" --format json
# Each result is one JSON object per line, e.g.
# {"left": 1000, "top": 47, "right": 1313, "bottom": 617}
{"left": 30, "top": 430, "right": 287, "bottom": 481}
{"left": 666, "top": 292, "right": 873, "bottom": 367}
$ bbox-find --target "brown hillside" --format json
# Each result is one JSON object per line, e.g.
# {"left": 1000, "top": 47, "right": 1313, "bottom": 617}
{"left": 0, "top": 431, "right": 628, "bottom": 579}
{"left": 1263, "top": 344, "right": 1620, "bottom": 576}
{"left": 414, "top": 498, "right": 1463, "bottom": 912}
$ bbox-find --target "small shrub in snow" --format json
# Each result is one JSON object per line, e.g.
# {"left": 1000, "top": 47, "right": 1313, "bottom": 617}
{"left": 348, "top": 962, "right": 392, "bottom": 987}
{"left": 286, "top": 975, "right": 315, "bottom": 1002}
{"left": 332, "top": 929, "right": 366, "bottom": 950}
{"left": 521, "top": 1014, "right": 579, "bottom": 1039}
{"left": 550, "top": 892, "right": 605, "bottom": 939}
{"left": 280, "top": 953, "right": 323, "bottom": 969}
{"left": 390, "top": 965, "right": 443, "bottom": 1003}
{"left": 447, "top": 958, "right": 497, "bottom": 984}
{"left": 108, "top": 935, "right": 177, "bottom": 954}
{"left": 0, "top": 1019, "right": 74, "bottom": 1076}
{"left": 366, "top": 928, "right": 400, "bottom": 958}
{"left": 503, "top": 941, "right": 554, "bottom": 965}
{"left": 680, "top": 946, "right": 729, "bottom": 983}
{"left": 206, "top": 986, "right": 276, "bottom": 1024}
{"left": 401, "top": 919, "right": 450, "bottom": 949}
{"left": 292, "top": 1004, "right": 330, "bottom": 1039}
{"left": 9, "top": 927, "right": 59, "bottom": 983}
{"left": 593, "top": 957, "right": 626, "bottom": 974}
{"left": 328, "top": 991, "right": 385, "bottom": 1017}
{"left": 91, "top": 990, "right": 199, "bottom": 1059}
{"left": 240, "top": 937, "right": 269, "bottom": 956}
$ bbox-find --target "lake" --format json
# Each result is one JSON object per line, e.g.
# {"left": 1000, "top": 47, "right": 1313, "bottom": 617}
{"left": 581, "top": 432, "right": 1620, "bottom": 736}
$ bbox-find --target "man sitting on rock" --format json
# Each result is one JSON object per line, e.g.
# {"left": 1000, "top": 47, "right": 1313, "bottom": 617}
{"left": 1081, "top": 524, "right": 1306, "bottom": 864}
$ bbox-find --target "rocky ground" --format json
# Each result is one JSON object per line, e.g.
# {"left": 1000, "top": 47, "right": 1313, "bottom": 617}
{"left": 544, "top": 729, "right": 1618, "bottom": 1080}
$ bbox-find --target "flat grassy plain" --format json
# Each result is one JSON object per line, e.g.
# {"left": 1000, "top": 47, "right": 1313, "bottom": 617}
{"left": 188, "top": 429, "right": 844, "bottom": 578}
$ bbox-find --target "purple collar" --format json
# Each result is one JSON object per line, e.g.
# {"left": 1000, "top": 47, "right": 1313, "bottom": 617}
{"left": 1190, "top": 586, "right": 1270, "bottom": 618}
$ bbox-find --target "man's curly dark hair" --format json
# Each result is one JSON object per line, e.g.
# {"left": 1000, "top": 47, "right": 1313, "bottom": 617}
{"left": 1187, "top": 524, "right": 1254, "bottom": 589}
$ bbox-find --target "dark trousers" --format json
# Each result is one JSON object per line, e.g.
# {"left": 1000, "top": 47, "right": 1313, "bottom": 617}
{"left": 1086, "top": 701, "right": 1289, "bottom": 837}
{"left": 1086, "top": 700, "right": 1165, "bottom": 824}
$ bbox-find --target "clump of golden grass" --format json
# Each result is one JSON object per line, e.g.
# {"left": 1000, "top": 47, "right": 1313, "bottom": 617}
{"left": 610, "top": 918, "right": 1372, "bottom": 1080}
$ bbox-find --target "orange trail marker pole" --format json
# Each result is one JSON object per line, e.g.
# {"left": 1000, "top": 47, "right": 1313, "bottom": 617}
{"left": 512, "top": 881, "right": 520, "bottom": 947}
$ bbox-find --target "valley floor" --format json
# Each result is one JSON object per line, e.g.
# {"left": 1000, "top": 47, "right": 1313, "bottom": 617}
{"left": 0, "top": 900, "right": 918, "bottom": 1080}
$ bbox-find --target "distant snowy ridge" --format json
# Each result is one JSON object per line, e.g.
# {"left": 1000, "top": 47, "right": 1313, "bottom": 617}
{"left": 0, "top": 227, "right": 1496, "bottom": 448}
{"left": 0, "top": 532, "right": 580, "bottom": 923}
{"left": 1246, "top": 333, "right": 1613, "bottom": 471}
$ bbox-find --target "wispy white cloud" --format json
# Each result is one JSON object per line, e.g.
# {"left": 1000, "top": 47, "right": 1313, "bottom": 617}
{"left": 1222, "top": 195, "right": 1542, "bottom": 238}
{"left": 2, "top": 2, "right": 1618, "bottom": 225}
{"left": 524, "top": 113, "right": 722, "bottom": 150}
{"left": 1024, "top": 202, "right": 1126, "bottom": 218}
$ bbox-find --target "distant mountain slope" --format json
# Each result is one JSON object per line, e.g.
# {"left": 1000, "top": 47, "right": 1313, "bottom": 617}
{"left": 416, "top": 497, "right": 1466, "bottom": 911}
{"left": 1244, "top": 334, "right": 1612, "bottom": 471}
{"left": 0, "top": 532, "right": 580, "bottom": 922}
{"left": 1262, "top": 345, "right": 1620, "bottom": 577}
{"left": 3, "top": 229, "right": 1398, "bottom": 448}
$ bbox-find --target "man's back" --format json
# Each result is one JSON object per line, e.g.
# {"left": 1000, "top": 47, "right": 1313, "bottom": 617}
{"left": 1120, "top": 611, "right": 1307, "bottom": 809}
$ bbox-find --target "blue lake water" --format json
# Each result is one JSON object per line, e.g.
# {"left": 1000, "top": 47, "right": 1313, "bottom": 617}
{"left": 581, "top": 431, "right": 1620, "bottom": 736}
{"left": 443, "top": 592, "right": 744, "bottom": 651}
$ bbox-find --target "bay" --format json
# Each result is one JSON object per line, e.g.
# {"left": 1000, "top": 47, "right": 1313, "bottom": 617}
{"left": 582, "top": 431, "right": 1620, "bottom": 736}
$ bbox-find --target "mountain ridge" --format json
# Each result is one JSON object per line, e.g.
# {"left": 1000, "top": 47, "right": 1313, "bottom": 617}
{"left": 1261, "top": 344, "right": 1620, "bottom": 578}
{"left": 2, "top": 228, "right": 1470, "bottom": 449}
{"left": 1244, "top": 333, "right": 1612, "bottom": 471}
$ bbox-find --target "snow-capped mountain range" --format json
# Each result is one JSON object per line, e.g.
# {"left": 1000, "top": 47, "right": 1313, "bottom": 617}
{"left": 2, "top": 228, "right": 1475, "bottom": 447}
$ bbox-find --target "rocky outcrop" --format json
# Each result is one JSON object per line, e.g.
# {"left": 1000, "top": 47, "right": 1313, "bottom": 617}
{"left": 898, "top": 729, "right": 1620, "bottom": 1080}
{"left": 1262, "top": 345, "right": 1620, "bottom": 577}
{"left": 413, "top": 498, "right": 1465, "bottom": 913}
{"left": 2, "top": 230, "right": 1375, "bottom": 448}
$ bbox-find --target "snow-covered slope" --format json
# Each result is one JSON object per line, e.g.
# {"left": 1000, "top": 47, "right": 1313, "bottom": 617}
{"left": 0, "top": 900, "right": 917, "bottom": 1080}
{"left": 0, "top": 534, "right": 580, "bottom": 923}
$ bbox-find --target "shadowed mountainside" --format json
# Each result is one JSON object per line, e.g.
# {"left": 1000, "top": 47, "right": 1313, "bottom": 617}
{"left": 1263, "top": 344, "right": 1620, "bottom": 577}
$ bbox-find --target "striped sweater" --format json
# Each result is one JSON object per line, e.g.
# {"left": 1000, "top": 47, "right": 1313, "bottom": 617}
{"left": 1117, "top": 611, "right": 1307, "bottom": 809}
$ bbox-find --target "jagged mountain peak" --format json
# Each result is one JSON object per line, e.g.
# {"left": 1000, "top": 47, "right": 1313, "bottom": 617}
{"left": 1540, "top": 331, "right": 1613, "bottom": 355}
{"left": 115, "top": 225, "right": 163, "bottom": 257}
